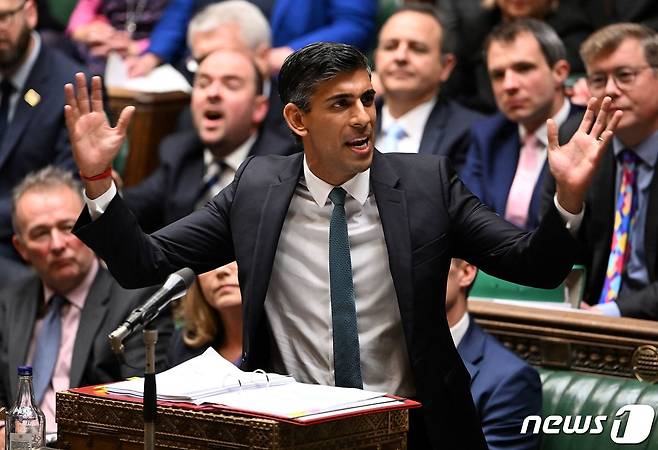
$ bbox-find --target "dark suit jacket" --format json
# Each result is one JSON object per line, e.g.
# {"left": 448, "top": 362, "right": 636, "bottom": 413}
{"left": 122, "top": 129, "right": 297, "bottom": 233}
{"left": 461, "top": 104, "right": 583, "bottom": 230}
{"left": 375, "top": 95, "right": 486, "bottom": 172}
{"left": 0, "top": 42, "right": 86, "bottom": 261}
{"left": 458, "top": 320, "right": 541, "bottom": 450}
{"left": 543, "top": 113, "right": 658, "bottom": 319}
{"left": 0, "top": 267, "right": 173, "bottom": 407}
{"left": 74, "top": 151, "right": 577, "bottom": 449}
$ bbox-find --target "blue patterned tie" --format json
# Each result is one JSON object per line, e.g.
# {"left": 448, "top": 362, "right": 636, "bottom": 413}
{"left": 32, "top": 295, "right": 67, "bottom": 404}
{"left": 328, "top": 187, "right": 362, "bottom": 389}
{"left": 381, "top": 122, "right": 407, "bottom": 153}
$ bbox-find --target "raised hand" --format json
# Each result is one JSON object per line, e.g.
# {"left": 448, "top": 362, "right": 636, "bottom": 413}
{"left": 547, "top": 96, "right": 622, "bottom": 214}
{"left": 64, "top": 73, "right": 134, "bottom": 197}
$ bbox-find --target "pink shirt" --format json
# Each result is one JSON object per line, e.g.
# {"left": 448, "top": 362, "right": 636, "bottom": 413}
{"left": 25, "top": 259, "right": 99, "bottom": 433}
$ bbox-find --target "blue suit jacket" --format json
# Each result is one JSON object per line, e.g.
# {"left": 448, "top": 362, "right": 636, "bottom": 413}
{"left": 0, "top": 43, "right": 86, "bottom": 261}
{"left": 148, "top": 0, "right": 376, "bottom": 63}
{"left": 376, "top": 95, "right": 486, "bottom": 172}
{"left": 458, "top": 320, "right": 541, "bottom": 450}
{"left": 123, "top": 128, "right": 297, "bottom": 233}
{"left": 270, "top": 0, "right": 376, "bottom": 50}
{"left": 460, "top": 105, "right": 583, "bottom": 230}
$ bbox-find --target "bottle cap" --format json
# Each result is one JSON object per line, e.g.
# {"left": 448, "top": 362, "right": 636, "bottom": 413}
{"left": 18, "top": 365, "right": 32, "bottom": 376}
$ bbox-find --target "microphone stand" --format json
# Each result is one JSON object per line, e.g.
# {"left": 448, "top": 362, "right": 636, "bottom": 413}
{"left": 143, "top": 322, "right": 158, "bottom": 450}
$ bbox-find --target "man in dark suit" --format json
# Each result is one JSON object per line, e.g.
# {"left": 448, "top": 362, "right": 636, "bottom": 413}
{"left": 0, "top": 167, "right": 172, "bottom": 443}
{"left": 0, "top": 0, "right": 88, "bottom": 283}
{"left": 555, "top": 24, "right": 658, "bottom": 319}
{"left": 64, "top": 43, "right": 619, "bottom": 449}
{"left": 461, "top": 19, "right": 582, "bottom": 230}
{"left": 122, "top": 49, "right": 295, "bottom": 233}
{"left": 374, "top": 4, "right": 484, "bottom": 172}
{"left": 446, "top": 258, "right": 541, "bottom": 450}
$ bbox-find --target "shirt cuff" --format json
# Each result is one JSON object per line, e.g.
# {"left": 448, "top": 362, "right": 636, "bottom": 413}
{"left": 84, "top": 181, "right": 117, "bottom": 220}
{"left": 594, "top": 301, "right": 621, "bottom": 317}
{"left": 553, "top": 194, "right": 584, "bottom": 236}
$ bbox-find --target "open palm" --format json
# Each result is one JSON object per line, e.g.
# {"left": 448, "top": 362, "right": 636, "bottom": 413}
{"left": 547, "top": 97, "right": 622, "bottom": 213}
{"left": 64, "top": 73, "right": 134, "bottom": 177}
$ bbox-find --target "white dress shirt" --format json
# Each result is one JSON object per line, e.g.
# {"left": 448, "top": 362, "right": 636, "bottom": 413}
{"left": 377, "top": 98, "right": 437, "bottom": 153}
{"left": 265, "top": 157, "right": 415, "bottom": 397}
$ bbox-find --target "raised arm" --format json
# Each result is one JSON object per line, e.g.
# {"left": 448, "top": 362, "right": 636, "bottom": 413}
{"left": 64, "top": 73, "right": 134, "bottom": 198}
{"left": 547, "top": 96, "right": 622, "bottom": 213}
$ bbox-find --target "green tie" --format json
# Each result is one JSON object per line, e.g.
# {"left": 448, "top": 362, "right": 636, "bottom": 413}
{"left": 328, "top": 187, "right": 362, "bottom": 389}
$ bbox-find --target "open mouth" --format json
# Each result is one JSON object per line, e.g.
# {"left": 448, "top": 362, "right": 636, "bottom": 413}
{"left": 205, "top": 110, "right": 223, "bottom": 120}
{"left": 347, "top": 136, "right": 370, "bottom": 152}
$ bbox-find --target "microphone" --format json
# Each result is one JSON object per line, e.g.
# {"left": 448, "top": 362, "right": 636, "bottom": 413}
{"left": 109, "top": 267, "right": 196, "bottom": 354}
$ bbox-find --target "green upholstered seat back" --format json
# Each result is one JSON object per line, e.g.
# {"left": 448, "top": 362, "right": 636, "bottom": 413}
{"left": 539, "top": 369, "right": 658, "bottom": 449}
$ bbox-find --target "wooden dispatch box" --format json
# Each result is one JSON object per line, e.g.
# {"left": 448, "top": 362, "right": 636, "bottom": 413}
{"left": 56, "top": 390, "right": 409, "bottom": 449}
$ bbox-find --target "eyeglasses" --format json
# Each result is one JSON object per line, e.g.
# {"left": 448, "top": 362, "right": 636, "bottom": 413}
{"left": 0, "top": 1, "right": 26, "bottom": 26}
{"left": 586, "top": 65, "right": 655, "bottom": 92}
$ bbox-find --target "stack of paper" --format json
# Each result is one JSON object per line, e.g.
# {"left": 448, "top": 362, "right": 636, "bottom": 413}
{"left": 107, "top": 348, "right": 294, "bottom": 403}
{"left": 105, "top": 348, "right": 404, "bottom": 420}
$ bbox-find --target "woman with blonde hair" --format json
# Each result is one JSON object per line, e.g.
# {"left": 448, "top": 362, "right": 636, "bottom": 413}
{"left": 168, "top": 262, "right": 243, "bottom": 367}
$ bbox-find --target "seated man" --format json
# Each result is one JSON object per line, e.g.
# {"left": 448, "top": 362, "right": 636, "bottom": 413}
{"left": 0, "top": 0, "right": 90, "bottom": 282}
{"left": 122, "top": 48, "right": 295, "bottom": 233}
{"left": 461, "top": 19, "right": 582, "bottom": 230}
{"left": 446, "top": 259, "right": 541, "bottom": 450}
{"left": 374, "top": 3, "right": 485, "bottom": 171}
{"left": 0, "top": 167, "right": 172, "bottom": 443}
{"left": 554, "top": 23, "right": 658, "bottom": 319}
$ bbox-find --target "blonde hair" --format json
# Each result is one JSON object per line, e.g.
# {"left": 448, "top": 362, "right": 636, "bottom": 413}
{"left": 580, "top": 23, "right": 658, "bottom": 68}
{"left": 179, "top": 279, "right": 222, "bottom": 348}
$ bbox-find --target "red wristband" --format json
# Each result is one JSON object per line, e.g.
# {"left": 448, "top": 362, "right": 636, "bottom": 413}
{"left": 79, "top": 167, "right": 112, "bottom": 181}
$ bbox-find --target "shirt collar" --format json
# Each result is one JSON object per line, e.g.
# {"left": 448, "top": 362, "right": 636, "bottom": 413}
{"left": 613, "top": 130, "right": 658, "bottom": 169}
{"left": 302, "top": 155, "right": 370, "bottom": 207}
{"left": 380, "top": 97, "right": 437, "bottom": 140}
{"left": 449, "top": 312, "right": 470, "bottom": 348}
{"left": 4, "top": 31, "right": 41, "bottom": 92}
{"left": 204, "top": 133, "right": 257, "bottom": 172}
{"left": 518, "top": 98, "right": 570, "bottom": 147}
{"left": 42, "top": 258, "right": 99, "bottom": 310}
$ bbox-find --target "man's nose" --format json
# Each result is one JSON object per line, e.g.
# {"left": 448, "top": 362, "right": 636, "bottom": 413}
{"left": 502, "top": 70, "right": 520, "bottom": 91}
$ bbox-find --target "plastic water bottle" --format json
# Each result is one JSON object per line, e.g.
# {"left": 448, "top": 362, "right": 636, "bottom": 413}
{"left": 5, "top": 366, "right": 45, "bottom": 449}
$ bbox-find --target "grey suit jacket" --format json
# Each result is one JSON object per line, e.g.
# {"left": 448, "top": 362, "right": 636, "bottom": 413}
{"left": 0, "top": 266, "right": 173, "bottom": 406}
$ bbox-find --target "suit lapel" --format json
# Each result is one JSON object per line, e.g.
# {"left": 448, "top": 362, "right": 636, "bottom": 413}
{"left": 370, "top": 152, "right": 415, "bottom": 341}
{"left": 457, "top": 320, "right": 485, "bottom": 383}
{"left": 8, "top": 278, "right": 41, "bottom": 400}
{"left": 495, "top": 129, "right": 521, "bottom": 215}
{"left": 69, "top": 268, "right": 110, "bottom": 388}
{"left": 0, "top": 45, "right": 46, "bottom": 171}
{"left": 418, "top": 97, "right": 446, "bottom": 155}
{"left": 245, "top": 154, "right": 303, "bottom": 350}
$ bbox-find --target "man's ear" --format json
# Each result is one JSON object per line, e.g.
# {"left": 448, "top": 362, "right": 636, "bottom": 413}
{"left": 460, "top": 263, "right": 478, "bottom": 289}
{"left": 283, "top": 103, "right": 307, "bottom": 139}
{"left": 252, "top": 95, "right": 269, "bottom": 126}
{"left": 439, "top": 53, "right": 457, "bottom": 82}
{"left": 12, "top": 234, "right": 29, "bottom": 263}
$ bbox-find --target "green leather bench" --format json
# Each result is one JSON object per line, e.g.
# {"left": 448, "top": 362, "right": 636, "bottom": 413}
{"left": 539, "top": 369, "right": 658, "bottom": 449}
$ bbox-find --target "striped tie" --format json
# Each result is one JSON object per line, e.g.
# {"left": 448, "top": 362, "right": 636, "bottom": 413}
{"left": 599, "top": 150, "right": 638, "bottom": 303}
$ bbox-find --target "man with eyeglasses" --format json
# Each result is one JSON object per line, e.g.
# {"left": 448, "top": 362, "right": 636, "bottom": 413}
{"left": 0, "top": 0, "right": 89, "bottom": 284}
{"left": 545, "top": 23, "right": 658, "bottom": 320}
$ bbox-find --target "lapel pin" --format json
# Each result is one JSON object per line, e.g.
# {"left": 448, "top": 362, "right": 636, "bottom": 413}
{"left": 24, "top": 89, "right": 41, "bottom": 107}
